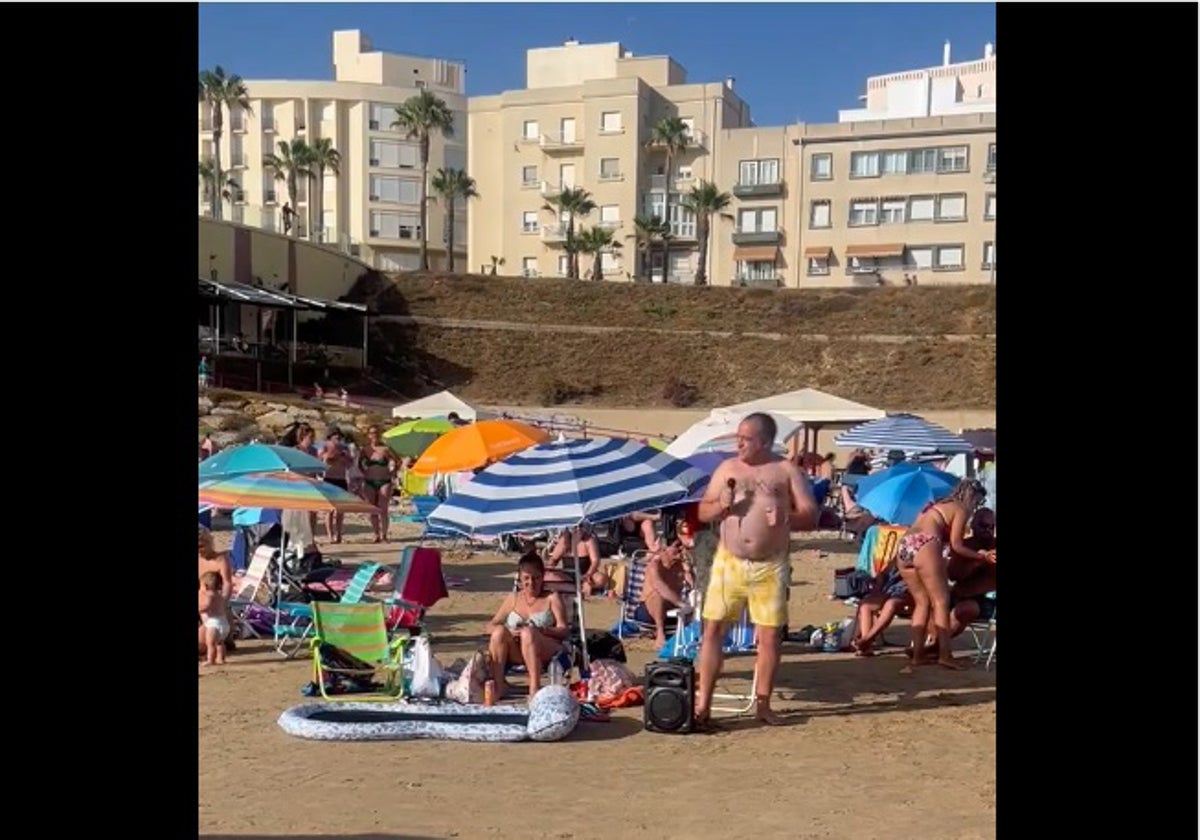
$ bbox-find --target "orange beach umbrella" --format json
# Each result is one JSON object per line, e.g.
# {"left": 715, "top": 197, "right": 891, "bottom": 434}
{"left": 410, "top": 419, "right": 550, "bottom": 476}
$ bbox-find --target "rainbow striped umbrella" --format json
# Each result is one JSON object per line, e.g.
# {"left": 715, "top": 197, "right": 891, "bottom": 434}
{"left": 198, "top": 471, "right": 379, "bottom": 514}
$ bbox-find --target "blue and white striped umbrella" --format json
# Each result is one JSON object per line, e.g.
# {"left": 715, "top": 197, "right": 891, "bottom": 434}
{"left": 426, "top": 436, "right": 708, "bottom": 537}
{"left": 835, "top": 413, "right": 975, "bottom": 455}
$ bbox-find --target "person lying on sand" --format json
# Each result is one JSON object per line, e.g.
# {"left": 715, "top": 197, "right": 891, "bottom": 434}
{"left": 486, "top": 553, "right": 570, "bottom": 700}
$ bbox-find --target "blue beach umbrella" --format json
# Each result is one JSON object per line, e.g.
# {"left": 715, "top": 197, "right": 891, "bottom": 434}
{"left": 198, "top": 443, "right": 326, "bottom": 482}
{"left": 853, "top": 462, "right": 960, "bottom": 527}
{"left": 835, "top": 413, "right": 975, "bottom": 455}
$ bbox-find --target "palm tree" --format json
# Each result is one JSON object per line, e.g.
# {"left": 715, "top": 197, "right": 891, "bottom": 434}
{"left": 198, "top": 161, "right": 240, "bottom": 218}
{"left": 627, "top": 215, "right": 671, "bottom": 281}
{"left": 488, "top": 256, "right": 505, "bottom": 276}
{"left": 647, "top": 116, "right": 691, "bottom": 278}
{"left": 681, "top": 180, "right": 732, "bottom": 286}
{"left": 542, "top": 187, "right": 596, "bottom": 279}
{"left": 307, "top": 137, "right": 341, "bottom": 244}
{"left": 430, "top": 168, "right": 478, "bottom": 273}
{"left": 198, "top": 66, "right": 251, "bottom": 222}
{"left": 392, "top": 91, "right": 456, "bottom": 270}
{"left": 575, "top": 226, "right": 623, "bottom": 281}
{"left": 263, "top": 139, "right": 313, "bottom": 237}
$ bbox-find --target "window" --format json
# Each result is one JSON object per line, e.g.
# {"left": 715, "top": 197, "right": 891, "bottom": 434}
{"left": 559, "top": 117, "right": 576, "bottom": 143}
{"left": 230, "top": 136, "right": 245, "bottom": 166}
{"left": 909, "top": 148, "right": 937, "bottom": 174}
{"left": 600, "top": 111, "right": 622, "bottom": 133}
{"left": 737, "top": 260, "right": 777, "bottom": 281}
{"left": 807, "top": 257, "right": 830, "bottom": 276}
{"left": 850, "top": 152, "right": 880, "bottom": 178}
{"left": 522, "top": 257, "right": 538, "bottom": 277}
{"left": 599, "top": 204, "right": 620, "bottom": 226}
{"left": 738, "top": 207, "right": 777, "bottom": 233}
{"left": 231, "top": 205, "right": 245, "bottom": 224}
{"left": 907, "top": 246, "right": 933, "bottom": 270}
{"left": 809, "top": 200, "right": 831, "bottom": 229}
{"left": 936, "top": 193, "right": 967, "bottom": 221}
{"left": 444, "top": 146, "right": 466, "bottom": 173}
{"left": 320, "top": 102, "right": 336, "bottom": 122}
{"left": 677, "top": 165, "right": 693, "bottom": 182}
{"left": 369, "top": 176, "right": 419, "bottom": 205}
{"left": 937, "top": 146, "right": 969, "bottom": 173}
{"left": 982, "top": 241, "right": 995, "bottom": 269}
{"left": 599, "top": 157, "right": 621, "bottom": 180}
{"left": 369, "top": 140, "right": 418, "bottom": 169}
{"left": 369, "top": 211, "right": 420, "bottom": 240}
{"left": 880, "top": 151, "right": 908, "bottom": 175}
{"left": 934, "top": 245, "right": 965, "bottom": 270}
{"left": 909, "top": 195, "right": 935, "bottom": 221}
{"left": 522, "top": 120, "right": 539, "bottom": 140}
{"left": 644, "top": 193, "right": 665, "bottom": 221}
{"left": 521, "top": 211, "right": 539, "bottom": 233}
{"left": 368, "top": 103, "right": 392, "bottom": 131}
{"left": 739, "top": 159, "right": 780, "bottom": 185}
{"left": 601, "top": 252, "right": 620, "bottom": 273}
{"left": 680, "top": 117, "right": 695, "bottom": 136}
{"left": 521, "top": 165, "right": 538, "bottom": 187}
{"left": 984, "top": 193, "right": 996, "bottom": 220}
{"left": 987, "top": 143, "right": 996, "bottom": 171}
{"left": 880, "top": 198, "right": 906, "bottom": 224}
{"left": 849, "top": 200, "right": 878, "bottom": 226}
{"left": 811, "top": 153, "right": 832, "bottom": 180}
{"left": 557, "top": 254, "right": 570, "bottom": 277}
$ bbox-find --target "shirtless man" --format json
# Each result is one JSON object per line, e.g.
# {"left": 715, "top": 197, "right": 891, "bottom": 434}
{"left": 694, "top": 413, "right": 819, "bottom": 727}
{"left": 637, "top": 541, "right": 695, "bottom": 647}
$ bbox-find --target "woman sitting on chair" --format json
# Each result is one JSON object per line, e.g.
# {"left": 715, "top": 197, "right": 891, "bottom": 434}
{"left": 545, "top": 525, "right": 611, "bottom": 595}
{"left": 486, "top": 553, "right": 570, "bottom": 700}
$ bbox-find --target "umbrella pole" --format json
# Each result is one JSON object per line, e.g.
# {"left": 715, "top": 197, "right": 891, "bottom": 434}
{"left": 275, "top": 528, "right": 288, "bottom": 657}
{"left": 572, "top": 528, "right": 590, "bottom": 674}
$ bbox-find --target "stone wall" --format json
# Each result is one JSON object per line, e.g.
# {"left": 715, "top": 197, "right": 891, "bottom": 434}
{"left": 198, "top": 390, "right": 392, "bottom": 449}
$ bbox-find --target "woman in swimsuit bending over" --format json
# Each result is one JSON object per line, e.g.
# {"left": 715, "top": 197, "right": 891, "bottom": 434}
{"left": 894, "top": 478, "right": 992, "bottom": 673}
{"left": 486, "top": 552, "right": 570, "bottom": 699}
{"left": 358, "top": 425, "right": 399, "bottom": 542}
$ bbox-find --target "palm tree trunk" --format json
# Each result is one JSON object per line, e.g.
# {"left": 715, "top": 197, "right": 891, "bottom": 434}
{"left": 418, "top": 134, "right": 430, "bottom": 270}
{"left": 566, "top": 218, "right": 576, "bottom": 279}
{"left": 315, "top": 166, "right": 325, "bottom": 244}
{"left": 695, "top": 215, "right": 709, "bottom": 285}
{"left": 212, "top": 113, "right": 224, "bottom": 222}
{"left": 287, "top": 175, "right": 298, "bottom": 238}
{"left": 661, "top": 152, "right": 672, "bottom": 281}
{"left": 593, "top": 252, "right": 602, "bottom": 281}
{"left": 446, "top": 197, "right": 456, "bottom": 272}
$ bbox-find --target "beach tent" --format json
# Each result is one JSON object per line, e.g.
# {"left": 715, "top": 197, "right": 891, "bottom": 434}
{"left": 390, "top": 390, "right": 494, "bottom": 421}
{"left": 715, "top": 388, "right": 886, "bottom": 451}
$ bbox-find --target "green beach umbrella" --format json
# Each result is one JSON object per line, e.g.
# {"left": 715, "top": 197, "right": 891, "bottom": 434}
{"left": 383, "top": 416, "right": 456, "bottom": 457}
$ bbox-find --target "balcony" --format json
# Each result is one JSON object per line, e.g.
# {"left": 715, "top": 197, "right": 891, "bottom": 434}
{"left": 734, "top": 274, "right": 783, "bottom": 289}
{"left": 542, "top": 224, "right": 569, "bottom": 242}
{"left": 649, "top": 174, "right": 695, "bottom": 192}
{"left": 262, "top": 120, "right": 276, "bottom": 133}
{"left": 598, "top": 170, "right": 624, "bottom": 183}
{"left": 650, "top": 130, "right": 707, "bottom": 150}
{"left": 596, "top": 219, "right": 621, "bottom": 231}
{"left": 521, "top": 177, "right": 540, "bottom": 190}
{"left": 731, "top": 226, "right": 783, "bottom": 246}
{"left": 732, "top": 180, "right": 784, "bottom": 199}
{"left": 229, "top": 155, "right": 247, "bottom": 168}
{"left": 540, "top": 180, "right": 567, "bottom": 196}
{"left": 540, "top": 133, "right": 584, "bottom": 153}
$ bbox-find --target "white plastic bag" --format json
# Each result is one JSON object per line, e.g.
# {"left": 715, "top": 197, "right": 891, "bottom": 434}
{"left": 408, "top": 636, "right": 444, "bottom": 698}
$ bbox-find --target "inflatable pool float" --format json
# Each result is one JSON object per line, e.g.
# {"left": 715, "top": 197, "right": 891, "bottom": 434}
{"left": 278, "top": 684, "right": 580, "bottom": 742}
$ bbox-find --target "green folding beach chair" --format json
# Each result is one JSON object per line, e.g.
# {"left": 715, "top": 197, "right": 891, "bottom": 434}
{"left": 309, "top": 602, "right": 412, "bottom": 702}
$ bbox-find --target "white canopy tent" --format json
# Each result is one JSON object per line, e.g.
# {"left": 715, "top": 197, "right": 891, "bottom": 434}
{"left": 390, "top": 390, "right": 494, "bottom": 421}
{"left": 714, "top": 388, "right": 886, "bottom": 452}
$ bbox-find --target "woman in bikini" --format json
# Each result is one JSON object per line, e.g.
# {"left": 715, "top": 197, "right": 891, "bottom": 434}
{"left": 357, "top": 425, "right": 399, "bottom": 542}
{"left": 485, "top": 552, "right": 569, "bottom": 699}
{"left": 894, "top": 478, "right": 992, "bottom": 673}
{"left": 320, "top": 428, "right": 352, "bottom": 543}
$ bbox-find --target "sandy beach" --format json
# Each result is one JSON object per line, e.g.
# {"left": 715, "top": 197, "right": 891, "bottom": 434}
{"left": 199, "top": 516, "right": 996, "bottom": 840}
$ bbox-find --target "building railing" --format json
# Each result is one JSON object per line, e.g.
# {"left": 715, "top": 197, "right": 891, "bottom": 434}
{"left": 200, "top": 205, "right": 356, "bottom": 256}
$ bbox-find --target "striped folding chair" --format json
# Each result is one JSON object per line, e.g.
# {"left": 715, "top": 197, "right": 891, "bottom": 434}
{"left": 967, "top": 593, "right": 996, "bottom": 670}
{"left": 308, "top": 602, "right": 411, "bottom": 702}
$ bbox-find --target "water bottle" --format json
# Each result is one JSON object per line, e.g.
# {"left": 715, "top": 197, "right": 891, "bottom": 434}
{"left": 548, "top": 657, "right": 564, "bottom": 686}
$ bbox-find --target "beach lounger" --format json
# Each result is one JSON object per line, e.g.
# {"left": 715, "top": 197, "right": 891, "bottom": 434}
{"left": 967, "top": 594, "right": 996, "bottom": 670}
{"left": 611, "top": 551, "right": 684, "bottom": 642}
{"left": 307, "top": 602, "right": 412, "bottom": 702}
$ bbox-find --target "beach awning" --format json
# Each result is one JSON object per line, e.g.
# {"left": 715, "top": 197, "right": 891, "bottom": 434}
{"left": 198, "top": 278, "right": 368, "bottom": 313}
{"left": 391, "top": 390, "right": 495, "bottom": 421}
{"left": 714, "top": 388, "right": 886, "bottom": 425}
{"left": 733, "top": 245, "right": 779, "bottom": 261}
{"left": 803, "top": 246, "right": 832, "bottom": 258}
{"left": 845, "top": 243, "right": 904, "bottom": 258}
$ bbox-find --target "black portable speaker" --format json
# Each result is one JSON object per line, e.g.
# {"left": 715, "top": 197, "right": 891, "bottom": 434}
{"left": 644, "top": 659, "right": 695, "bottom": 734}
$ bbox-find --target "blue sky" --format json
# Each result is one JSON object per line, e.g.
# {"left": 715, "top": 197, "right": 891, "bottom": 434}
{"left": 199, "top": 3, "right": 995, "bottom": 125}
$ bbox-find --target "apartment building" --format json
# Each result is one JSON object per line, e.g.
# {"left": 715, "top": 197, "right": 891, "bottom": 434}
{"left": 838, "top": 41, "right": 996, "bottom": 123}
{"left": 713, "top": 111, "right": 996, "bottom": 288}
{"left": 198, "top": 30, "right": 468, "bottom": 272}
{"left": 467, "top": 40, "right": 752, "bottom": 282}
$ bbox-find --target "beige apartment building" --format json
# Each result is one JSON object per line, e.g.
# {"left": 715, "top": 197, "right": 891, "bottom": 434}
{"left": 468, "top": 40, "right": 752, "bottom": 282}
{"left": 198, "top": 30, "right": 468, "bottom": 272}
{"left": 469, "top": 39, "right": 995, "bottom": 288}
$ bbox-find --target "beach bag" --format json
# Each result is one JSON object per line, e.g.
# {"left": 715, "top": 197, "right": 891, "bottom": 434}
{"left": 444, "top": 649, "right": 488, "bottom": 704}
{"left": 588, "top": 658, "right": 636, "bottom": 700}
{"left": 834, "top": 567, "right": 872, "bottom": 599}
{"left": 408, "top": 636, "right": 444, "bottom": 699}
